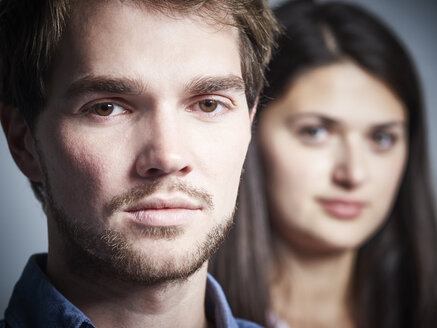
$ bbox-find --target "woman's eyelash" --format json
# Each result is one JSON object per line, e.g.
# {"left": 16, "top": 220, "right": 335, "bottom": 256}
{"left": 371, "top": 130, "right": 398, "bottom": 148}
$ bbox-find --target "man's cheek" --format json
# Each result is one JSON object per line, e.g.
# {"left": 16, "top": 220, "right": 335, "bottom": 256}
{"left": 45, "top": 144, "right": 109, "bottom": 207}
{"left": 212, "top": 145, "right": 247, "bottom": 207}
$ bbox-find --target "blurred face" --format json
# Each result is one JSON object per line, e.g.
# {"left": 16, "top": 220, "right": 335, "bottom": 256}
{"left": 259, "top": 62, "right": 407, "bottom": 253}
{"left": 30, "top": 2, "right": 252, "bottom": 283}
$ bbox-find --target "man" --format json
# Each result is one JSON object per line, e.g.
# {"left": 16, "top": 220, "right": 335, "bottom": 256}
{"left": 0, "top": 0, "right": 278, "bottom": 327}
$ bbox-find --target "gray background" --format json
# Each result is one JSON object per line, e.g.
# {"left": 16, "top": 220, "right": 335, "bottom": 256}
{"left": 1, "top": 0, "right": 436, "bottom": 315}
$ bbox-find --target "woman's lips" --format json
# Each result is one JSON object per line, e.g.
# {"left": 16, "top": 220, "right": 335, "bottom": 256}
{"left": 318, "top": 199, "right": 365, "bottom": 220}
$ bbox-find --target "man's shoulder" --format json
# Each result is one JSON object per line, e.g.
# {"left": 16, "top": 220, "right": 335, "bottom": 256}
{"left": 0, "top": 319, "right": 5, "bottom": 328}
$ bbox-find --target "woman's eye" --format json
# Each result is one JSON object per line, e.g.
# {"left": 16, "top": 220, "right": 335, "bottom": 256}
{"left": 372, "top": 131, "right": 396, "bottom": 150}
{"left": 298, "top": 125, "right": 328, "bottom": 143}
{"left": 89, "top": 103, "right": 126, "bottom": 117}
{"left": 198, "top": 99, "right": 219, "bottom": 113}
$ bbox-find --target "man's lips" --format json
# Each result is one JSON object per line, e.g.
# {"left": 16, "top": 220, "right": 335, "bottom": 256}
{"left": 124, "top": 196, "right": 202, "bottom": 227}
{"left": 126, "top": 197, "right": 202, "bottom": 211}
{"left": 318, "top": 198, "right": 365, "bottom": 220}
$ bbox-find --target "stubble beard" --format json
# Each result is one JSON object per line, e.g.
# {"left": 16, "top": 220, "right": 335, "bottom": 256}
{"left": 43, "top": 172, "right": 234, "bottom": 286}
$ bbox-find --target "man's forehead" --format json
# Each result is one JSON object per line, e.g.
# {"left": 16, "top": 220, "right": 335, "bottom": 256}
{"left": 69, "top": 0, "right": 237, "bottom": 31}
{"left": 60, "top": 1, "right": 241, "bottom": 70}
{"left": 45, "top": 0, "right": 245, "bottom": 108}
{"left": 64, "top": 0, "right": 241, "bottom": 62}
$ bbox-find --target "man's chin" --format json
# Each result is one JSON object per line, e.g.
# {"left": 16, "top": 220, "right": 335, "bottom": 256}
{"left": 50, "top": 205, "right": 234, "bottom": 286}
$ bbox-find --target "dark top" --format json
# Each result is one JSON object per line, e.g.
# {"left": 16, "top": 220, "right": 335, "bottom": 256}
{"left": 1, "top": 254, "right": 261, "bottom": 328}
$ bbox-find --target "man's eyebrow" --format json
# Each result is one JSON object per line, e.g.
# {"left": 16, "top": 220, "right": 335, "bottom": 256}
{"left": 64, "top": 75, "right": 147, "bottom": 99}
{"left": 185, "top": 75, "right": 245, "bottom": 95}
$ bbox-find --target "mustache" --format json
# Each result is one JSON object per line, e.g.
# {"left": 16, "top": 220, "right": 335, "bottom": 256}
{"left": 105, "top": 179, "right": 214, "bottom": 215}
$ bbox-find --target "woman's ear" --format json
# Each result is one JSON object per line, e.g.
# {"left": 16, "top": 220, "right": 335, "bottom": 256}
{"left": 0, "top": 104, "right": 43, "bottom": 182}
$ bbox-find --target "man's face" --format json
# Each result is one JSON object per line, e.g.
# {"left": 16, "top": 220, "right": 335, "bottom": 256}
{"left": 32, "top": 2, "right": 252, "bottom": 283}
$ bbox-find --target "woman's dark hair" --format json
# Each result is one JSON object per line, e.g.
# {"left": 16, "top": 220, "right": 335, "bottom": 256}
{"left": 209, "top": 1, "right": 437, "bottom": 327}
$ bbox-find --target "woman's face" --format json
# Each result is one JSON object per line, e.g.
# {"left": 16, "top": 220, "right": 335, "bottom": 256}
{"left": 258, "top": 62, "right": 407, "bottom": 253}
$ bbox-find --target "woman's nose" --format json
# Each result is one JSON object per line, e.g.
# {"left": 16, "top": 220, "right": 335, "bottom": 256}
{"left": 332, "top": 137, "right": 367, "bottom": 190}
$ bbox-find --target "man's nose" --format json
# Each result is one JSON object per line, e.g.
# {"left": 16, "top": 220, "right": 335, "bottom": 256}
{"left": 135, "top": 110, "right": 192, "bottom": 179}
{"left": 332, "top": 137, "right": 367, "bottom": 190}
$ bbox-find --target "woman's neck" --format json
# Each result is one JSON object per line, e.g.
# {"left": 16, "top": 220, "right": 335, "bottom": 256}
{"left": 270, "top": 236, "right": 356, "bottom": 328}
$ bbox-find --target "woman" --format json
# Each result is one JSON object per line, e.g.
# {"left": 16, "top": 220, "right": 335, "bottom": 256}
{"left": 209, "top": 1, "right": 437, "bottom": 327}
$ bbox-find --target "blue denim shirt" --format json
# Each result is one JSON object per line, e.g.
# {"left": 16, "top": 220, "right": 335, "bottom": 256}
{"left": 1, "top": 254, "right": 261, "bottom": 328}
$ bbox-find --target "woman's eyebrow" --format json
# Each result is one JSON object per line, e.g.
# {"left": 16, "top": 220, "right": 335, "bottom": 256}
{"left": 371, "top": 121, "right": 406, "bottom": 129}
{"left": 286, "top": 113, "right": 338, "bottom": 126}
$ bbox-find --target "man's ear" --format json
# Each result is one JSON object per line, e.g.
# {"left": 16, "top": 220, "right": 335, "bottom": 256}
{"left": 0, "top": 104, "right": 42, "bottom": 182}
{"left": 249, "top": 97, "right": 258, "bottom": 124}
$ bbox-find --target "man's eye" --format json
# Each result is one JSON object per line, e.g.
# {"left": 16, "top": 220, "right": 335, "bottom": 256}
{"left": 90, "top": 103, "right": 125, "bottom": 116}
{"left": 372, "top": 131, "right": 396, "bottom": 150}
{"left": 198, "top": 99, "right": 219, "bottom": 113}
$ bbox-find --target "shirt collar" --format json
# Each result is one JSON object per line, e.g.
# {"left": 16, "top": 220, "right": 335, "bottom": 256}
{"left": 5, "top": 254, "right": 94, "bottom": 328}
{"left": 5, "top": 254, "right": 257, "bottom": 328}
{"left": 205, "top": 273, "right": 239, "bottom": 328}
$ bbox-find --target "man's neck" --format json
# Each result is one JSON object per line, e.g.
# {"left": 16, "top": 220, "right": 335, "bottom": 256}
{"left": 46, "top": 252, "right": 210, "bottom": 328}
